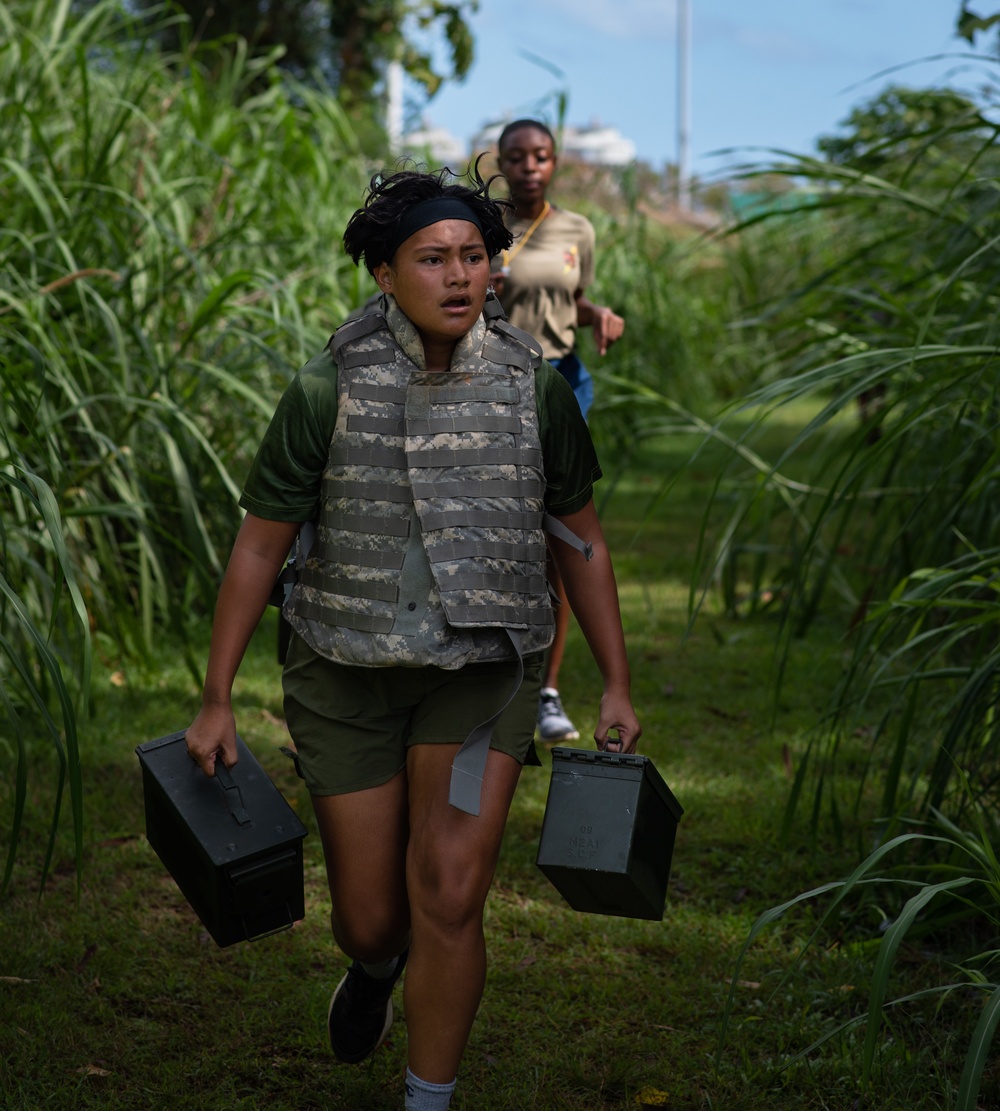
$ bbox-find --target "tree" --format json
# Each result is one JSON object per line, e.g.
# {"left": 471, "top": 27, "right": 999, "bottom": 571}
{"left": 815, "top": 85, "right": 993, "bottom": 184}
{"left": 331, "top": 1, "right": 476, "bottom": 107}
{"left": 161, "top": 0, "right": 328, "bottom": 76}
{"left": 115, "top": 1, "right": 478, "bottom": 105}
{"left": 957, "top": 2, "right": 1000, "bottom": 50}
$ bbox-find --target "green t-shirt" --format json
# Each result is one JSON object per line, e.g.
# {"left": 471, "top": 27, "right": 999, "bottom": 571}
{"left": 240, "top": 338, "right": 601, "bottom": 523}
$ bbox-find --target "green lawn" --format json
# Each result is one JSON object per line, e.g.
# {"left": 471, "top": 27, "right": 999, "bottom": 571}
{"left": 0, "top": 413, "right": 975, "bottom": 1109}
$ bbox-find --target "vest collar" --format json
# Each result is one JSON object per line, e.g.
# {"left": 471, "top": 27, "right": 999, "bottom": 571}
{"left": 384, "top": 294, "right": 487, "bottom": 373}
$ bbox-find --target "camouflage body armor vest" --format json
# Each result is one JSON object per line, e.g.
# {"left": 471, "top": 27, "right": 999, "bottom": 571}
{"left": 284, "top": 304, "right": 556, "bottom": 669}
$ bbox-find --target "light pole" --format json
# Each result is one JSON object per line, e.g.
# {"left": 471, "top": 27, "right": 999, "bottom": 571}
{"left": 677, "top": 0, "right": 691, "bottom": 211}
{"left": 386, "top": 59, "right": 404, "bottom": 153}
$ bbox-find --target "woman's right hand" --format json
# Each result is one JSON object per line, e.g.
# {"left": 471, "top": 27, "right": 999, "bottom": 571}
{"left": 182, "top": 513, "right": 300, "bottom": 778}
{"left": 184, "top": 702, "right": 238, "bottom": 777}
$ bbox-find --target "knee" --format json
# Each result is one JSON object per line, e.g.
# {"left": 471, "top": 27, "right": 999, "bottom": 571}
{"left": 408, "top": 850, "right": 490, "bottom": 937}
{"left": 329, "top": 907, "right": 410, "bottom": 964}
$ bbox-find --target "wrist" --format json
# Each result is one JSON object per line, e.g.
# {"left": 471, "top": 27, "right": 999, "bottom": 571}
{"left": 201, "top": 689, "right": 233, "bottom": 710}
{"left": 601, "top": 672, "right": 632, "bottom": 696}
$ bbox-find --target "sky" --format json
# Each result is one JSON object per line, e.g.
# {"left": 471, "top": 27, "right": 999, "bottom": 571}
{"left": 414, "top": 0, "right": 996, "bottom": 179}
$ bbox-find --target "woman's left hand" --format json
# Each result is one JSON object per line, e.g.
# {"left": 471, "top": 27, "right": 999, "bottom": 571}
{"left": 591, "top": 306, "right": 624, "bottom": 356}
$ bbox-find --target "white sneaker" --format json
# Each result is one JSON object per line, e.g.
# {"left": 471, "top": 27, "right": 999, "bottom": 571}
{"left": 537, "top": 687, "right": 580, "bottom": 742}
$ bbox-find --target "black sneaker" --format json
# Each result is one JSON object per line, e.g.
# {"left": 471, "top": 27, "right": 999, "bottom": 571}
{"left": 327, "top": 950, "right": 408, "bottom": 1064}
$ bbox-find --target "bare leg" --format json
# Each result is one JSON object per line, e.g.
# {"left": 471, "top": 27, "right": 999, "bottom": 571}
{"left": 403, "top": 744, "right": 521, "bottom": 1083}
{"left": 311, "top": 770, "right": 411, "bottom": 962}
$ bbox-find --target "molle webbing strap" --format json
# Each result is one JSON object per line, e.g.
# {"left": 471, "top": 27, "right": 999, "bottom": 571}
{"left": 410, "top": 478, "right": 543, "bottom": 500}
{"left": 318, "top": 543, "right": 405, "bottom": 570}
{"left": 346, "top": 414, "right": 405, "bottom": 436}
{"left": 481, "top": 336, "right": 531, "bottom": 373}
{"left": 425, "top": 539, "right": 548, "bottom": 563}
{"left": 329, "top": 313, "right": 386, "bottom": 360}
{"left": 339, "top": 343, "right": 397, "bottom": 368}
{"left": 318, "top": 511, "right": 410, "bottom": 538}
{"left": 543, "top": 513, "right": 594, "bottom": 561}
{"left": 449, "top": 627, "right": 524, "bottom": 816}
{"left": 405, "top": 414, "right": 522, "bottom": 436}
{"left": 440, "top": 571, "right": 548, "bottom": 593}
{"left": 422, "top": 383, "right": 518, "bottom": 405}
{"left": 419, "top": 508, "right": 541, "bottom": 531}
{"left": 329, "top": 443, "right": 407, "bottom": 469}
{"left": 323, "top": 478, "right": 410, "bottom": 503}
{"left": 409, "top": 446, "right": 543, "bottom": 469}
{"left": 299, "top": 568, "right": 399, "bottom": 603}
{"left": 444, "top": 605, "right": 552, "bottom": 625}
{"left": 489, "top": 319, "right": 543, "bottom": 367}
{"left": 291, "top": 598, "right": 393, "bottom": 633}
{"left": 350, "top": 380, "right": 408, "bottom": 404}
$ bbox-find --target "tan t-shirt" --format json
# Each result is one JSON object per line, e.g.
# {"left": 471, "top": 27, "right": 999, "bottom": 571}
{"left": 496, "top": 206, "right": 596, "bottom": 361}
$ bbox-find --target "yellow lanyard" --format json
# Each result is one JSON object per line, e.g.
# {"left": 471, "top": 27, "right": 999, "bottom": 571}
{"left": 500, "top": 201, "right": 551, "bottom": 276}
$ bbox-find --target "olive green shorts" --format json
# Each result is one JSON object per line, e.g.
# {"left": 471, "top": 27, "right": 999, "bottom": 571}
{"left": 281, "top": 634, "right": 544, "bottom": 796}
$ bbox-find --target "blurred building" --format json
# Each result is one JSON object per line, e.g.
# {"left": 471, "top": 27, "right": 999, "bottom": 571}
{"left": 562, "top": 121, "right": 636, "bottom": 165}
{"left": 466, "top": 119, "right": 638, "bottom": 166}
{"left": 402, "top": 122, "right": 469, "bottom": 168}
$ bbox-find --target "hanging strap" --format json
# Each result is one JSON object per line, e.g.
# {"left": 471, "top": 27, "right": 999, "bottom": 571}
{"left": 448, "top": 509, "right": 595, "bottom": 813}
{"left": 500, "top": 201, "right": 551, "bottom": 273}
{"left": 268, "top": 520, "right": 318, "bottom": 608}
{"left": 543, "top": 513, "right": 593, "bottom": 561}
{"left": 448, "top": 628, "right": 524, "bottom": 816}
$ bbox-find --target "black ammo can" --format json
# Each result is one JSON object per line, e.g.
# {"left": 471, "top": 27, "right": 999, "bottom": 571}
{"left": 536, "top": 747, "right": 683, "bottom": 921}
{"left": 136, "top": 731, "right": 308, "bottom": 947}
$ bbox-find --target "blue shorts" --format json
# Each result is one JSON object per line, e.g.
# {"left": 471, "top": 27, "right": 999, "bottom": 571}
{"left": 551, "top": 351, "right": 593, "bottom": 420}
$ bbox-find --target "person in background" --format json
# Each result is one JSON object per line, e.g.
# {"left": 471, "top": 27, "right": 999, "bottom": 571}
{"left": 184, "top": 162, "right": 640, "bottom": 1111}
{"left": 491, "top": 118, "right": 625, "bottom": 745}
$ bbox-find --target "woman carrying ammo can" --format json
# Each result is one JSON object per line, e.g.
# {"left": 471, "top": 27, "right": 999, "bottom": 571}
{"left": 184, "top": 161, "right": 640, "bottom": 1111}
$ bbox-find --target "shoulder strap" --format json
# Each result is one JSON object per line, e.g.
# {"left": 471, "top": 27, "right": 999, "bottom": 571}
{"left": 483, "top": 289, "right": 507, "bottom": 324}
{"left": 329, "top": 310, "right": 387, "bottom": 361}
{"left": 488, "top": 318, "right": 543, "bottom": 369}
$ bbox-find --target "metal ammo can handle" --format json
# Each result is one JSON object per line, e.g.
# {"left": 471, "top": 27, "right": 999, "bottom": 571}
{"left": 214, "top": 759, "right": 252, "bottom": 827}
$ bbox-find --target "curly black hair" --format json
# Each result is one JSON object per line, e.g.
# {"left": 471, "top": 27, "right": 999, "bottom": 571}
{"left": 343, "top": 157, "right": 514, "bottom": 274}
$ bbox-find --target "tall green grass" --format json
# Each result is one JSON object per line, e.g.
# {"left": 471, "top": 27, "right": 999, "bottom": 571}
{"left": 695, "top": 105, "right": 1000, "bottom": 822}
{"left": 624, "top": 77, "right": 1000, "bottom": 1107}
{"left": 0, "top": 0, "right": 372, "bottom": 890}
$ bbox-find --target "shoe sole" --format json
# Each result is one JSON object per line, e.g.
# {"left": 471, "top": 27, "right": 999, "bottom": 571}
{"left": 327, "top": 971, "right": 395, "bottom": 1064}
{"left": 537, "top": 729, "right": 580, "bottom": 743}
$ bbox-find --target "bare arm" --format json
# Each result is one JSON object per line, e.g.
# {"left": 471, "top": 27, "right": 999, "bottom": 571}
{"left": 185, "top": 513, "right": 302, "bottom": 775}
{"left": 574, "top": 290, "right": 624, "bottom": 356}
{"left": 548, "top": 499, "right": 641, "bottom": 753}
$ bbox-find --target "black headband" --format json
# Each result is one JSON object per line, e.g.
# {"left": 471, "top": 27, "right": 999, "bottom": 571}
{"left": 383, "top": 198, "right": 485, "bottom": 264}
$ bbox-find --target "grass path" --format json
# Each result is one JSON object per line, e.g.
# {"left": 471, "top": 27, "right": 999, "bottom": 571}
{"left": 0, "top": 417, "right": 967, "bottom": 1109}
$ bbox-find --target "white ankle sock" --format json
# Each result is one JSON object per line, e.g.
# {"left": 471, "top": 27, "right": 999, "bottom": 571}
{"left": 404, "top": 1068, "right": 456, "bottom": 1110}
